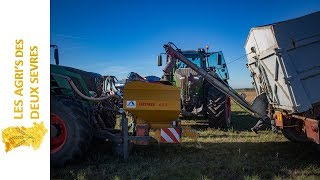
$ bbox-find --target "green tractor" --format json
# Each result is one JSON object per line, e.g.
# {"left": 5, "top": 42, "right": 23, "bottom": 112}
{"left": 158, "top": 45, "right": 231, "bottom": 128}
{"left": 50, "top": 45, "right": 120, "bottom": 166}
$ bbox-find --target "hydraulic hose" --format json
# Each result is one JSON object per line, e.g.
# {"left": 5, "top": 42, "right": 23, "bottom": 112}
{"left": 51, "top": 73, "right": 120, "bottom": 101}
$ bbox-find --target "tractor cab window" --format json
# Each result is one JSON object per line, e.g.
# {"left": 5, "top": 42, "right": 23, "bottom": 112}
{"left": 178, "top": 51, "right": 206, "bottom": 69}
{"left": 176, "top": 60, "right": 187, "bottom": 68}
{"left": 176, "top": 56, "right": 203, "bottom": 69}
{"left": 188, "top": 57, "right": 202, "bottom": 68}
{"left": 207, "top": 52, "right": 229, "bottom": 80}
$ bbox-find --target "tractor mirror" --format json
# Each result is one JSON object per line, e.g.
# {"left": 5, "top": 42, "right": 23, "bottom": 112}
{"left": 157, "top": 55, "right": 162, "bottom": 66}
{"left": 54, "top": 48, "right": 60, "bottom": 65}
{"left": 217, "top": 54, "right": 222, "bottom": 65}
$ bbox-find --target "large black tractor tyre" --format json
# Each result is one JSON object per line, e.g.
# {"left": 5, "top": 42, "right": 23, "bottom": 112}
{"left": 281, "top": 119, "right": 307, "bottom": 143}
{"left": 205, "top": 84, "right": 230, "bottom": 129}
{"left": 51, "top": 96, "right": 93, "bottom": 167}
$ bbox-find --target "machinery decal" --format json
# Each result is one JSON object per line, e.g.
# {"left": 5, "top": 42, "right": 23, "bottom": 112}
{"left": 160, "top": 128, "right": 181, "bottom": 143}
{"left": 126, "top": 100, "right": 136, "bottom": 108}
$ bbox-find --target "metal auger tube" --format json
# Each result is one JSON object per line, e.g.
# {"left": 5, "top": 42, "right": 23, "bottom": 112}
{"left": 164, "top": 43, "right": 268, "bottom": 119}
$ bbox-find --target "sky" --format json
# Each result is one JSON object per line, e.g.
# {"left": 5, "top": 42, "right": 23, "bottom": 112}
{"left": 51, "top": 0, "right": 320, "bottom": 88}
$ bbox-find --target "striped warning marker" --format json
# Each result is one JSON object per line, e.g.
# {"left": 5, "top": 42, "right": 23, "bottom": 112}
{"left": 160, "top": 128, "right": 181, "bottom": 143}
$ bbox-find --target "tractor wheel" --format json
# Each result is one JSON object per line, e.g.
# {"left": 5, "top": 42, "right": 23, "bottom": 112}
{"left": 51, "top": 96, "right": 93, "bottom": 167}
{"left": 281, "top": 119, "right": 307, "bottom": 143}
{"left": 205, "top": 84, "right": 231, "bottom": 129}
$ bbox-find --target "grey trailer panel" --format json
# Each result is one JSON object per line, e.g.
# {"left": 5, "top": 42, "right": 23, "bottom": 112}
{"left": 245, "top": 12, "right": 320, "bottom": 114}
{"left": 286, "top": 40, "right": 320, "bottom": 105}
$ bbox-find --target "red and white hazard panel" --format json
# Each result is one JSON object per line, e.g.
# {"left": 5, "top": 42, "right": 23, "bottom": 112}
{"left": 160, "top": 128, "right": 181, "bottom": 143}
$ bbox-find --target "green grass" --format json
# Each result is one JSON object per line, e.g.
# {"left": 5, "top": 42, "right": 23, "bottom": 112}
{"left": 51, "top": 103, "right": 320, "bottom": 180}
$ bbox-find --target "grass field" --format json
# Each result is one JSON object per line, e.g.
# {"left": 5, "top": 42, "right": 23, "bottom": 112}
{"left": 51, "top": 90, "right": 320, "bottom": 180}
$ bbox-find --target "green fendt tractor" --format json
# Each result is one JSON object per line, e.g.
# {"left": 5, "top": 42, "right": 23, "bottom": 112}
{"left": 158, "top": 45, "right": 231, "bottom": 128}
{"left": 50, "top": 45, "right": 119, "bottom": 166}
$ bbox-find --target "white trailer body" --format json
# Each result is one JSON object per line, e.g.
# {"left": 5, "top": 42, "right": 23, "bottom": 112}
{"left": 245, "top": 12, "right": 320, "bottom": 114}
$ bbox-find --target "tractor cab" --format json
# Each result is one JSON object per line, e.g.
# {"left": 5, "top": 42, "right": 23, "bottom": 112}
{"left": 157, "top": 46, "right": 231, "bottom": 128}
{"left": 159, "top": 47, "right": 229, "bottom": 85}
{"left": 175, "top": 49, "right": 229, "bottom": 81}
